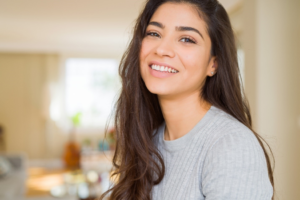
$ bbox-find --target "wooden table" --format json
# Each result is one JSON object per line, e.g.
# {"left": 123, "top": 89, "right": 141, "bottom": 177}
{"left": 26, "top": 167, "right": 71, "bottom": 197}
{"left": 26, "top": 150, "right": 114, "bottom": 198}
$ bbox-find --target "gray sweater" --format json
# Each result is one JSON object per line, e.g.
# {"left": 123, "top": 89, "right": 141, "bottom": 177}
{"left": 151, "top": 105, "right": 273, "bottom": 200}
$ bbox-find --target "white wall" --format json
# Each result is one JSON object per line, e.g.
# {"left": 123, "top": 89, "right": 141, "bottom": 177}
{"left": 242, "top": 0, "right": 300, "bottom": 199}
{"left": 0, "top": 54, "right": 57, "bottom": 158}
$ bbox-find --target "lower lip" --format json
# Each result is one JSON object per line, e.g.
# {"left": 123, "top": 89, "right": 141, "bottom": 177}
{"left": 148, "top": 66, "right": 178, "bottom": 78}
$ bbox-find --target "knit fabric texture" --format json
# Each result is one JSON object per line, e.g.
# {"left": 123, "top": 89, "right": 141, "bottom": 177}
{"left": 151, "top": 105, "right": 273, "bottom": 200}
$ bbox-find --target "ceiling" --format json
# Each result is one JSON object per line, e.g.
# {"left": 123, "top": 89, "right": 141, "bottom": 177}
{"left": 0, "top": 0, "right": 241, "bottom": 57}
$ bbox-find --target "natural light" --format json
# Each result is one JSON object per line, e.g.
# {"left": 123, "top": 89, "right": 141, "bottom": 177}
{"left": 65, "top": 58, "right": 120, "bottom": 128}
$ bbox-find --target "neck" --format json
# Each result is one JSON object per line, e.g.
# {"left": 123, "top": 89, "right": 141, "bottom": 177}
{"left": 158, "top": 92, "right": 211, "bottom": 141}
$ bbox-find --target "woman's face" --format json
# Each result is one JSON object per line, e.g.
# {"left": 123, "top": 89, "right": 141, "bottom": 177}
{"left": 139, "top": 2, "right": 216, "bottom": 99}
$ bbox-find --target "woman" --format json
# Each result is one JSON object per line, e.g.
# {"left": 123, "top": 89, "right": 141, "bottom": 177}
{"left": 99, "top": 0, "right": 274, "bottom": 199}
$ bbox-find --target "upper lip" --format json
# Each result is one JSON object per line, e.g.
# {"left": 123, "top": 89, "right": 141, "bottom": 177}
{"left": 148, "top": 61, "right": 179, "bottom": 71}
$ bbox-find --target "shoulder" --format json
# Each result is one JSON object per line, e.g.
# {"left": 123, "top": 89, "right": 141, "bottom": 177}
{"left": 204, "top": 106, "right": 266, "bottom": 173}
{"left": 200, "top": 106, "right": 273, "bottom": 199}
{"left": 207, "top": 106, "right": 258, "bottom": 148}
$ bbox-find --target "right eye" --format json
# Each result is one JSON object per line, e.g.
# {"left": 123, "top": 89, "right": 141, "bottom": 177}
{"left": 146, "top": 31, "right": 160, "bottom": 38}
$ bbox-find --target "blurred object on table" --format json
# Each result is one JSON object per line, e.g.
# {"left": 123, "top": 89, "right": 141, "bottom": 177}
{"left": 63, "top": 113, "right": 82, "bottom": 169}
{"left": 98, "top": 139, "right": 110, "bottom": 152}
{"left": 106, "top": 127, "right": 116, "bottom": 151}
{"left": 26, "top": 150, "right": 114, "bottom": 199}
{"left": 0, "top": 156, "right": 11, "bottom": 178}
{"left": 82, "top": 138, "right": 93, "bottom": 153}
{"left": 27, "top": 167, "right": 109, "bottom": 199}
{"left": 63, "top": 140, "right": 81, "bottom": 169}
{"left": 98, "top": 127, "right": 116, "bottom": 152}
{"left": 0, "top": 153, "right": 27, "bottom": 199}
{"left": 80, "top": 150, "right": 114, "bottom": 174}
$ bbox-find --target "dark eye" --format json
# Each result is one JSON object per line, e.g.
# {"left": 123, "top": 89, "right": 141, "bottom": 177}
{"left": 146, "top": 31, "right": 160, "bottom": 38}
{"left": 180, "top": 37, "right": 196, "bottom": 44}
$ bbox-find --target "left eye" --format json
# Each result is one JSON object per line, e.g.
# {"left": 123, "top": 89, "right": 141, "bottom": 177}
{"left": 180, "top": 37, "right": 196, "bottom": 44}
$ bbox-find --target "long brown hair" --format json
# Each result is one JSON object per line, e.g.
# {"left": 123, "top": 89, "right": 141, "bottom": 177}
{"left": 98, "top": 0, "right": 275, "bottom": 199}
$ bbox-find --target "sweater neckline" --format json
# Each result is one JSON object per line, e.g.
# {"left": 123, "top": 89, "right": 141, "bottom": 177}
{"left": 158, "top": 105, "right": 217, "bottom": 153}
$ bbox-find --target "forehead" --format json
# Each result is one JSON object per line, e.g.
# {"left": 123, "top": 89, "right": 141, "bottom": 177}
{"left": 149, "top": 2, "right": 209, "bottom": 35}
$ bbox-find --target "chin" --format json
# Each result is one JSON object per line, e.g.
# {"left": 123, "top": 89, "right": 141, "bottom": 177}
{"left": 144, "top": 81, "right": 172, "bottom": 96}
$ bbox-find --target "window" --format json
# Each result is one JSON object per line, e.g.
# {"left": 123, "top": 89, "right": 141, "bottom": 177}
{"left": 64, "top": 58, "right": 120, "bottom": 128}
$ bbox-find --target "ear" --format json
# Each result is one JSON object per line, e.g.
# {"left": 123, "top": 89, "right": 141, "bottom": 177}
{"left": 207, "top": 56, "right": 218, "bottom": 77}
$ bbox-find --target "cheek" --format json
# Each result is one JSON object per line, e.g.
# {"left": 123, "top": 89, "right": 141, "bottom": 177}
{"left": 140, "top": 39, "right": 152, "bottom": 61}
{"left": 180, "top": 48, "right": 206, "bottom": 71}
{"left": 139, "top": 40, "right": 151, "bottom": 79}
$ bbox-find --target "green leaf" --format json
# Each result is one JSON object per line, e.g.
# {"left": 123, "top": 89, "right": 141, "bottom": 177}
{"left": 71, "top": 112, "right": 82, "bottom": 127}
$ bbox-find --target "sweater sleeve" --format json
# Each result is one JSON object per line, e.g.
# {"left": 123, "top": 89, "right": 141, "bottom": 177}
{"left": 201, "top": 131, "right": 273, "bottom": 200}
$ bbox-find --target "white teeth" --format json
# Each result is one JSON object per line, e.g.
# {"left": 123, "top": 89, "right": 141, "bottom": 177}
{"left": 151, "top": 64, "right": 178, "bottom": 73}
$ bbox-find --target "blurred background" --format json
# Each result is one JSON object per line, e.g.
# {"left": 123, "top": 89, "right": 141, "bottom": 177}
{"left": 0, "top": 0, "right": 299, "bottom": 199}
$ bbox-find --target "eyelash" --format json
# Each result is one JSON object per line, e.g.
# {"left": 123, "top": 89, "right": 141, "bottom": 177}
{"left": 145, "top": 31, "right": 197, "bottom": 44}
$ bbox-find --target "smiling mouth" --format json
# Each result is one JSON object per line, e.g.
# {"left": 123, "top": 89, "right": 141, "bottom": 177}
{"left": 149, "top": 64, "right": 179, "bottom": 73}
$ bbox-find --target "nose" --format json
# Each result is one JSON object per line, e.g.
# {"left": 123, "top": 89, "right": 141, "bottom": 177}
{"left": 155, "top": 38, "right": 175, "bottom": 58}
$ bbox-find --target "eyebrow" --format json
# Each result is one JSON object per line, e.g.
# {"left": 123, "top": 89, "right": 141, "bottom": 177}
{"left": 148, "top": 21, "right": 204, "bottom": 40}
